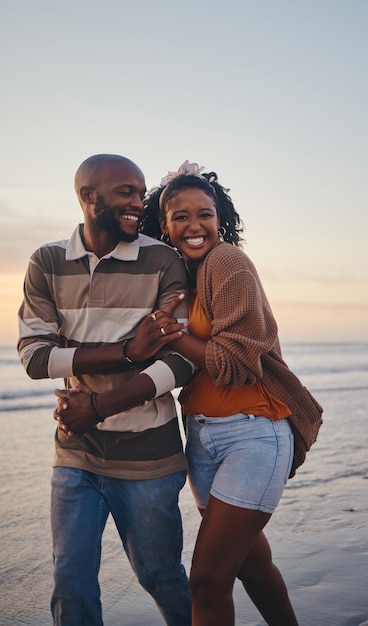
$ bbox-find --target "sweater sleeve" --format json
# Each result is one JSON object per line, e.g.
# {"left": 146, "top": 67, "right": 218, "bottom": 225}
{"left": 18, "top": 241, "right": 194, "bottom": 389}
{"left": 198, "top": 244, "right": 280, "bottom": 388}
{"left": 141, "top": 251, "right": 194, "bottom": 393}
{"left": 17, "top": 249, "right": 70, "bottom": 380}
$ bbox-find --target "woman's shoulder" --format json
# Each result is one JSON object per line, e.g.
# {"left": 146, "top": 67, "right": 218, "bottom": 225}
{"left": 204, "top": 242, "right": 254, "bottom": 270}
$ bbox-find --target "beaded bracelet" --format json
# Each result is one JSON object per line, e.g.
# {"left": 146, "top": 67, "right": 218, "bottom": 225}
{"left": 122, "top": 339, "right": 135, "bottom": 368}
{"left": 89, "top": 392, "right": 105, "bottom": 423}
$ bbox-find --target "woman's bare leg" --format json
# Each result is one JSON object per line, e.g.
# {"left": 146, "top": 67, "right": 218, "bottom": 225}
{"left": 190, "top": 496, "right": 298, "bottom": 626}
{"left": 238, "top": 531, "right": 298, "bottom": 626}
{"left": 190, "top": 495, "right": 271, "bottom": 626}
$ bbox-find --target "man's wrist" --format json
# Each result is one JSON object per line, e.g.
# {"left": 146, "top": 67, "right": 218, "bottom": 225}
{"left": 89, "top": 392, "right": 105, "bottom": 423}
{"left": 121, "top": 338, "right": 155, "bottom": 370}
{"left": 122, "top": 339, "right": 135, "bottom": 368}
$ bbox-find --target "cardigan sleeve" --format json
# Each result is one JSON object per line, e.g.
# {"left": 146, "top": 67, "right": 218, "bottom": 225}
{"left": 196, "top": 244, "right": 323, "bottom": 477}
{"left": 198, "top": 244, "right": 280, "bottom": 388}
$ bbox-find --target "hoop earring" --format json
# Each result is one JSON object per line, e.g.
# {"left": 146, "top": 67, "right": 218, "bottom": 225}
{"left": 160, "top": 233, "right": 171, "bottom": 244}
{"left": 218, "top": 226, "right": 226, "bottom": 241}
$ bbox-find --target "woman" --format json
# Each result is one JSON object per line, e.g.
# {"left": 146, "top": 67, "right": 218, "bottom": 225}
{"left": 56, "top": 162, "right": 323, "bottom": 626}
{"left": 138, "top": 162, "right": 322, "bottom": 626}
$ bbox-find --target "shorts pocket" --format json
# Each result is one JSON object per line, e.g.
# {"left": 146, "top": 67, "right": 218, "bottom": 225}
{"left": 284, "top": 432, "right": 294, "bottom": 484}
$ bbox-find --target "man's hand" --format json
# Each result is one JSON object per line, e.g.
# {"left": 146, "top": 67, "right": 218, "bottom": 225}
{"left": 128, "top": 294, "right": 187, "bottom": 363}
{"left": 54, "top": 383, "right": 96, "bottom": 437}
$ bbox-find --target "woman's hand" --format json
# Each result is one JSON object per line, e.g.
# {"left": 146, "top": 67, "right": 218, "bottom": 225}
{"left": 54, "top": 383, "right": 96, "bottom": 437}
{"left": 128, "top": 294, "right": 187, "bottom": 362}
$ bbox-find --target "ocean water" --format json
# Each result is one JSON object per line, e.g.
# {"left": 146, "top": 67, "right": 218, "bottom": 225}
{"left": 270, "top": 343, "right": 368, "bottom": 533}
{"left": 1, "top": 343, "right": 367, "bottom": 625}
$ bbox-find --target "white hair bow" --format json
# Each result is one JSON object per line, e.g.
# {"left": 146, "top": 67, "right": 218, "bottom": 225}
{"left": 160, "top": 160, "right": 204, "bottom": 187}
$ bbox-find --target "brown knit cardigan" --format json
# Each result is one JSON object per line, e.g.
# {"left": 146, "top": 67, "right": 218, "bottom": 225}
{"left": 196, "top": 242, "right": 323, "bottom": 478}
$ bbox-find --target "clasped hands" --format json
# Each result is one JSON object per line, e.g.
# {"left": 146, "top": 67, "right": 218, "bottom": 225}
{"left": 53, "top": 294, "right": 185, "bottom": 437}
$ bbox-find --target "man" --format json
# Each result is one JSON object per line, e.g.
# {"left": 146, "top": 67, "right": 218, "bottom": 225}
{"left": 17, "top": 154, "right": 193, "bottom": 626}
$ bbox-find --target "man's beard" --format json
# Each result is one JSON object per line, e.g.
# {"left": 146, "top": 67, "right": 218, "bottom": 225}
{"left": 94, "top": 194, "right": 138, "bottom": 243}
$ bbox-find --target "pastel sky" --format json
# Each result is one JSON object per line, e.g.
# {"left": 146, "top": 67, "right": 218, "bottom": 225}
{"left": 1, "top": 0, "right": 367, "bottom": 345}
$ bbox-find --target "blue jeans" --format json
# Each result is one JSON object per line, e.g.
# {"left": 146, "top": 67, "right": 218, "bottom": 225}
{"left": 51, "top": 467, "right": 191, "bottom": 626}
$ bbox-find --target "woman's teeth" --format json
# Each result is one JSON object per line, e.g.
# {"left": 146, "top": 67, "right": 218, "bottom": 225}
{"left": 185, "top": 237, "right": 204, "bottom": 246}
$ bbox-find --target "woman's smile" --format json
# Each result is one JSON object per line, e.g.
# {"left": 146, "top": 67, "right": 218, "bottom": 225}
{"left": 164, "top": 188, "right": 219, "bottom": 262}
{"left": 183, "top": 236, "right": 206, "bottom": 247}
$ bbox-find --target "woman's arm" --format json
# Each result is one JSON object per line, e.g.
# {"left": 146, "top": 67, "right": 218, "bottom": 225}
{"left": 198, "top": 246, "right": 279, "bottom": 387}
{"left": 147, "top": 247, "right": 280, "bottom": 388}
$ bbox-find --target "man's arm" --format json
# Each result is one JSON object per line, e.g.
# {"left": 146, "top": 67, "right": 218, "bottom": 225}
{"left": 127, "top": 295, "right": 207, "bottom": 368}
{"left": 54, "top": 372, "right": 157, "bottom": 436}
{"left": 18, "top": 242, "right": 193, "bottom": 379}
{"left": 53, "top": 251, "right": 195, "bottom": 434}
{"left": 18, "top": 248, "right": 184, "bottom": 380}
{"left": 18, "top": 255, "right": 135, "bottom": 379}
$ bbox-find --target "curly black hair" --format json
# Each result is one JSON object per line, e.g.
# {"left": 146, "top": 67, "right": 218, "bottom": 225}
{"left": 141, "top": 172, "right": 244, "bottom": 246}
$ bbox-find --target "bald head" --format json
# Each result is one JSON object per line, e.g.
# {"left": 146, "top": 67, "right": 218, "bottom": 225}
{"left": 74, "top": 154, "right": 144, "bottom": 202}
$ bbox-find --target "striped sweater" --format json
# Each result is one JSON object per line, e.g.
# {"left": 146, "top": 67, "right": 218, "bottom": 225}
{"left": 196, "top": 242, "right": 323, "bottom": 477}
{"left": 18, "top": 226, "right": 193, "bottom": 479}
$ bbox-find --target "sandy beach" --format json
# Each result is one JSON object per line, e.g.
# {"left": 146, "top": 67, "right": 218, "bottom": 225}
{"left": 1, "top": 343, "right": 368, "bottom": 625}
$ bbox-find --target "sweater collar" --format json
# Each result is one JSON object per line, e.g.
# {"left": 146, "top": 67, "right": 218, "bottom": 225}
{"left": 66, "top": 224, "right": 141, "bottom": 262}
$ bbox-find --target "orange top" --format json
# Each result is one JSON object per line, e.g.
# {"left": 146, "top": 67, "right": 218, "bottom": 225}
{"left": 179, "top": 292, "right": 291, "bottom": 420}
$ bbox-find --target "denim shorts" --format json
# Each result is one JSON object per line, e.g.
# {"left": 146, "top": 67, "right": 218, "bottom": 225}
{"left": 185, "top": 413, "right": 294, "bottom": 514}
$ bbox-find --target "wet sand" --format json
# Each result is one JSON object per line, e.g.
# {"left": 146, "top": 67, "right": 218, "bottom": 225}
{"left": 1, "top": 391, "right": 368, "bottom": 625}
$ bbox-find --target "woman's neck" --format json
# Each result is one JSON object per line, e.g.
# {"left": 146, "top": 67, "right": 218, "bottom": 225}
{"left": 184, "top": 259, "right": 200, "bottom": 287}
{"left": 184, "top": 242, "right": 221, "bottom": 286}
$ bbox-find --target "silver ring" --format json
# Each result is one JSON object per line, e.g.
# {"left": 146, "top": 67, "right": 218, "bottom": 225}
{"left": 150, "top": 313, "right": 156, "bottom": 321}
{"left": 160, "top": 326, "right": 166, "bottom": 336}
